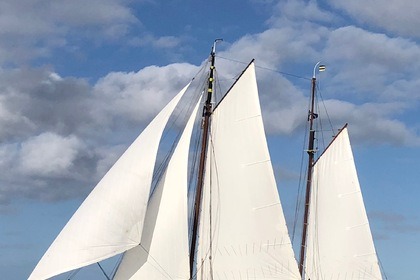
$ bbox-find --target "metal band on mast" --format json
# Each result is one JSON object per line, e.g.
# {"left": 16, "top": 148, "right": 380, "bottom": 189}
{"left": 189, "top": 39, "right": 222, "bottom": 279}
{"left": 299, "top": 62, "right": 325, "bottom": 278}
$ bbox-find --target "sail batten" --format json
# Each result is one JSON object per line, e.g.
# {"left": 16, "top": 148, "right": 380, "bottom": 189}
{"left": 29, "top": 83, "right": 191, "bottom": 280}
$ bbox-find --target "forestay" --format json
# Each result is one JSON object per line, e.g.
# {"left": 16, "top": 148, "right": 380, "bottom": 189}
{"left": 305, "top": 127, "right": 382, "bottom": 280}
{"left": 29, "top": 83, "right": 190, "bottom": 280}
{"left": 196, "top": 63, "right": 300, "bottom": 280}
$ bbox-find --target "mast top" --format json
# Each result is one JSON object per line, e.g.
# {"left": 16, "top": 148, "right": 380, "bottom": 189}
{"left": 211, "top": 39, "right": 223, "bottom": 55}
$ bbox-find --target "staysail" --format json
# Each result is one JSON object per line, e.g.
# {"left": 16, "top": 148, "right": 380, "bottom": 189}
{"left": 304, "top": 126, "right": 382, "bottom": 279}
{"left": 29, "top": 83, "right": 190, "bottom": 280}
{"left": 196, "top": 62, "right": 300, "bottom": 279}
{"left": 113, "top": 97, "right": 202, "bottom": 279}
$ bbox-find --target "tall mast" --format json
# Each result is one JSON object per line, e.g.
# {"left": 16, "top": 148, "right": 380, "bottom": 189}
{"left": 189, "top": 39, "right": 222, "bottom": 279}
{"left": 298, "top": 62, "right": 325, "bottom": 278}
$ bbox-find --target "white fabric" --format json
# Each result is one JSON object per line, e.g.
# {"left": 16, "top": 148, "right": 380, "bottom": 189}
{"left": 29, "top": 84, "right": 190, "bottom": 280}
{"left": 196, "top": 63, "right": 300, "bottom": 280}
{"left": 114, "top": 97, "right": 201, "bottom": 280}
{"left": 305, "top": 127, "right": 382, "bottom": 280}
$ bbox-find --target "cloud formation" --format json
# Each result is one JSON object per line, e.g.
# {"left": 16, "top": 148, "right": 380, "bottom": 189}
{"left": 327, "top": 0, "right": 420, "bottom": 38}
{"left": 0, "top": 62, "right": 200, "bottom": 204}
{"left": 0, "top": 0, "right": 419, "bottom": 208}
{"left": 0, "top": 0, "right": 137, "bottom": 64}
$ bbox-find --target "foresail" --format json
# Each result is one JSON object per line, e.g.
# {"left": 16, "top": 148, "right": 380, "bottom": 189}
{"left": 305, "top": 126, "right": 382, "bottom": 280}
{"left": 29, "top": 84, "right": 190, "bottom": 280}
{"left": 196, "top": 62, "right": 300, "bottom": 279}
{"left": 114, "top": 97, "right": 201, "bottom": 280}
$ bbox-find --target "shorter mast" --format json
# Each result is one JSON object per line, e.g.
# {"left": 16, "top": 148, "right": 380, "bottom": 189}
{"left": 189, "top": 39, "right": 222, "bottom": 279}
{"left": 298, "top": 62, "right": 325, "bottom": 278}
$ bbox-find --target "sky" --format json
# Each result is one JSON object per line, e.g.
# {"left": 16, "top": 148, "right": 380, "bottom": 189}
{"left": 0, "top": 0, "right": 419, "bottom": 279}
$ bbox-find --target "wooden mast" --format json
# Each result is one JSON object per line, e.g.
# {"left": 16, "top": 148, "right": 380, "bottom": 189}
{"left": 189, "top": 39, "right": 222, "bottom": 279}
{"left": 298, "top": 62, "right": 324, "bottom": 278}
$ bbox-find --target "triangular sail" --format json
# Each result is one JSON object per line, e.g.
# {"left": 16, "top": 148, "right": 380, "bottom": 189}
{"left": 29, "top": 84, "right": 190, "bottom": 280}
{"left": 114, "top": 97, "right": 201, "bottom": 280}
{"left": 196, "top": 62, "right": 300, "bottom": 279}
{"left": 304, "top": 126, "right": 382, "bottom": 280}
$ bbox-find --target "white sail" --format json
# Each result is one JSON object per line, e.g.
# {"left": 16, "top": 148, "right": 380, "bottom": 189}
{"left": 29, "top": 84, "right": 190, "bottom": 280}
{"left": 114, "top": 97, "right": 201, "bottom": 280}
{"left": 304, "top": 126, "right": 382, "bottom": 280}
{"left": 196, "top": 62, "right": 300, "bottom": 280}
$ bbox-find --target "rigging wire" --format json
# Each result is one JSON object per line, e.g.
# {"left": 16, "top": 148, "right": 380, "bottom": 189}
{"left": 66, "top": 268, "right": 81, "bottom": 279}
{"left": 150, "top": 61, "right": 209, "bottom": 199}
{"left": 317, "top": 81, "right": 335, "bottom": 136}
{"left": 137, "top": 244, "right": 175, "bottom": 280}
{"left": 378, "top": 256, "right": 389, "bottom": 280}
{"left": 110, "top": 254, "right": 124, "bottom": 279}
{"left": 97, "top": 262, "right": 111, "bottom": 280}
{"left": 291, "top": 116, "right": 309, "bottom": 244}
{"left": 216, "top": 55, "right": 311, "bottom": 81}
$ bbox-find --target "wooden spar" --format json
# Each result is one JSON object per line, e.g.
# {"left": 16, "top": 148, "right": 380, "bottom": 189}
{"left": 298, "top": 62, "right": 321, "bottom": 278}
{"left": 189, "top": 39, "right": 221, "bottom": 279}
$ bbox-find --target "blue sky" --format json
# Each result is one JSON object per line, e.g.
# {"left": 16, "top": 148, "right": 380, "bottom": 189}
{"left": 0, "top": 0, "right": 419, "bottom": 279}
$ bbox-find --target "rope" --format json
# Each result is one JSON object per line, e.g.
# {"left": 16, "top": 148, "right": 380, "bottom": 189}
{"left": 216, "top": 55, "right": 311, "bottom": 80}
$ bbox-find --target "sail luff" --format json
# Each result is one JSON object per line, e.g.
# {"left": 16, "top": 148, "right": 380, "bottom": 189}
{"left": 29, "top": 83, "right": 191, "bottom": 280}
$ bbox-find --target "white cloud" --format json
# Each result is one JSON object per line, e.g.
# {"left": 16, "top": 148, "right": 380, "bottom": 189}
{"left": 0, "top": 67, "right": 94, "bottom": 140}
{"left": 0, "top": 0, "right": 419, "bottom": 209}
{"left": 18, "top": 133, "right": 84, "bottom": 177}
{"left": 129, "top": 34, "right": 182, "bottom": 49}
{"left": 0, "top": 61, "right": 204, "bottom": 203}
{"left": 93, "top": 63, "right": 200, "bottom": 124}
{"left": 320, "top": 99, "right": 420, "bottom": 146}
{"left": 0, "top": 0, "right": 138, "bottom": 63}
{"left": 219, "top": 27, "right": 325, "bottom": 69}
{"left": 268, "top": 0, "right": 338, "bottom": 25}
{"left": 323, "top": 26, "right": 420, "bottom": 101}
{"left": 327, "top": 0, "right": 420, "bottom": 38}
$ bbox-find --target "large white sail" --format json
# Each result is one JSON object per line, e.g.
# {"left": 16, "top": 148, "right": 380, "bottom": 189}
{"left": 196, "top": 62, "right": 300, "bottom": 280}
{"left": 114, "top": 97, "right": 201, "bottom": 280}
{"left": 304, "top": 126, "right": 382, "bottom": 280}
{"left": 29, "top": 84, "right": 190, "bottom": 280}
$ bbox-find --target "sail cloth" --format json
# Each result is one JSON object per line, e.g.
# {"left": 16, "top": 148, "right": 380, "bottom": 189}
{"left": 197, "top": 62, "right": 300, "bottom": 280}
{"left": 29, "top": 84, "right": 191, "bottom": 280}
{"left": 114, "top": 97, "right": 202, "bottom": 280}
{"left": 305, "top": 126, "right": 382, "bottom": 280}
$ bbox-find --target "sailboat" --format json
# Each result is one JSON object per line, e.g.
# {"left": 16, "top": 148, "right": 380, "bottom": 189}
{"left": 29, "top": 42, "right": 383, "bottom": 280}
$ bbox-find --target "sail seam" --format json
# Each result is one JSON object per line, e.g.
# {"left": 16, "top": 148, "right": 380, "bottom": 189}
{"left": 242, "top": 159, "right": 270, "bottom": 167}
{"left": 235, "top": 114, "right": 261, "bottom": 122}
{"left": 252, "top": 202, "right": 281, "bottom": 211}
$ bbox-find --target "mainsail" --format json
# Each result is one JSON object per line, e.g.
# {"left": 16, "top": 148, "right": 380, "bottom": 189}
{"left": 196, "top": 62, "right": 300, "bottom": 279}
{"left": 304, "top": 126, "right": 382, "bottom": 280}
{"left": 29, "top": 83, "right": 191, "bottom": 280}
